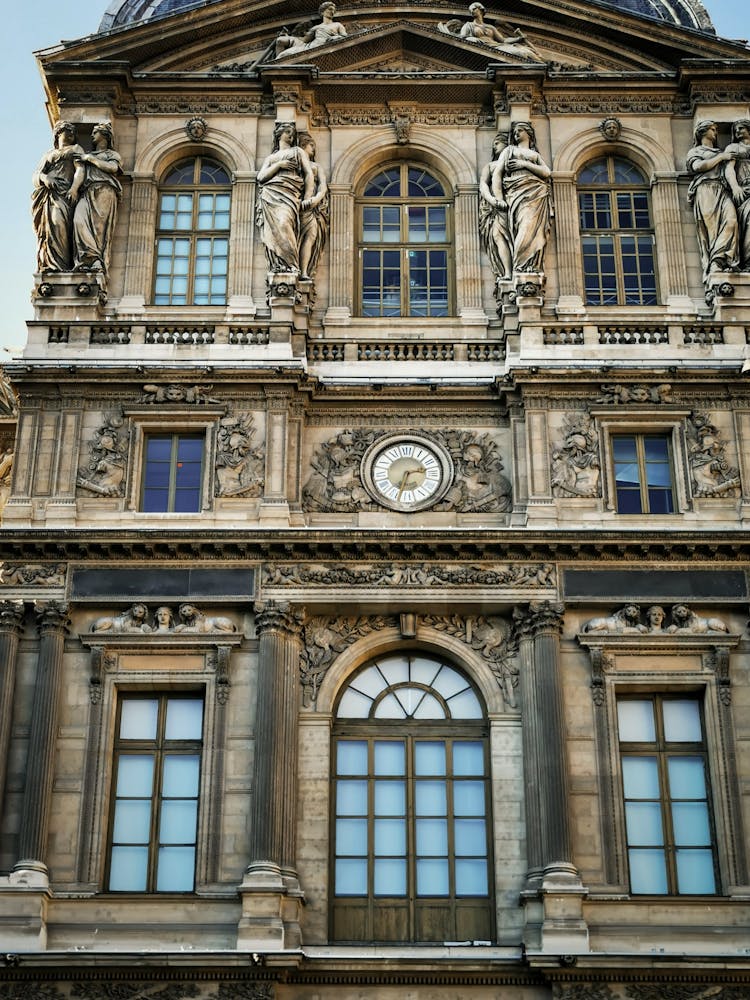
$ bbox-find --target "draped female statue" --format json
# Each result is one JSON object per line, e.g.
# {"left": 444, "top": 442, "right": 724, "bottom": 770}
{"left": 31, "top": 120, "right": 83, "bottom": 272}
{"left": 490, "top": 121, "right": 552, "bottom": 275}
{"left": 724, "top": 119, "right": 750, "bottom": 270}
{"left": 70, "top": 122, "right": 123, "bottom": 275}
{"left": 478, "top": 132, "right": 512, "bottom": 282}
{"left": 686, "top": 120, "right": 740, "bottom": 282}
{"left": 256, "top": 122, "right": 316, "bottom": 274}
{"left": 297, "top": 132, "right": 329, "bottom": 281}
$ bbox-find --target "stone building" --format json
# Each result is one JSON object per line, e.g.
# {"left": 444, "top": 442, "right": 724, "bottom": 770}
{"left": 1, "top": 0, "right": 750, "bottom": 997}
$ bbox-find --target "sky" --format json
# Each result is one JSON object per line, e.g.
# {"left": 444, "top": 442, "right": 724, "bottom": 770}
{"left": 0, "top": 0, "right": 747, "bottom": 354}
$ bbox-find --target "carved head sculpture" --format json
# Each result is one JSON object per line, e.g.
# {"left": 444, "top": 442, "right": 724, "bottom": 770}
{"left": 694, "top": 120, "right": 718, "bottom": 148}
{"left": 732, "top": 119, "right": 750, "bottom": 142}
{"left": 92, "top": 122, "right": 114, "bottom": 148}
{"left": 511, "top": 121, "right": 537, "bottom": 149}
{"left": 599, "top": 117, "right": 621, "bottom": 141}
{"left": 154, "top": 606, "right": 174, "bottom": 630}
{"left": 647, "top": 605, "right": 665, "bottom": 630}
{"left": 297, "top": 130, "right": 316, "bottom": 159}
{"left": 318, "top": 1, "right": 336, "bottom": 15}
{"left": 491, "top": 132, "right": 507, "bottom": 160}
{"left": 468, "top": 2, "right": 486, "bottom": 17}
{"left": 272, "top": 120, "right": 297, "bottom": 152}
{"left": 53, "top": 120, "right": 77, "bottom": 148}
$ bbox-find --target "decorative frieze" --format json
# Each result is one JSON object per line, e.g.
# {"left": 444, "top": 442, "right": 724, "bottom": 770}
{"left": 264, "top": 561, "right": 556, "bottom": 589}
{"left": 141, "top": 384, "right": 219, "bottom": 404}
{"left": 582, "top": 603, "right": 729, "bottom": 635}
{"left": 89, "top": 603, "right": 237, "bottom": 634}
{"left": 0, "top": 563, "right": 66, "bottom": 587}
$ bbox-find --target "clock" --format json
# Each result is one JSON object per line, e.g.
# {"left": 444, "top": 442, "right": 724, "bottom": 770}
{"left": 362, "top": 435, "right": 453, "bottom": 512}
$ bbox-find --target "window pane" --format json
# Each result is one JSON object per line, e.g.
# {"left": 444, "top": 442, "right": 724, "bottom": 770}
{"left": 112, "top": 800, "right": 151, "bottom": 843}
{"left": 430, "top": 666, "right": 469, "bottom": 700}
{"left": 376, "top": 656, "right": 410, "bottom": 686}
{"left": 454, "top": 781, "right": 485, "bottom": 816}
{"left": 374, "top": 781, "right": 405, "bottom": 816}
{"left": 375, "top": 818, "right": 406, "bottom": 855}
{"left": 629, "top": 848, "right": 668, "bottom": 894}
{"left": 667, "top": 757, "right": 707, "bottom": 799}
{"left": 373, "top": 693, "right": 408, "bottom": 718}
{"left": 336, "top": 818, "right": 367, "bottom": 855}
{"left": 374, "top": 741, "right": 405, "bottom": 775}
{"left": 374, "top": 858, "right": 407, "bottom": 895}
{"left": 675, "top": 850, "right": 716, "bottom": 894}
{"left": 416, "top": 858, "right": 449, "bottom": 895}
{"left": 156, "top": 847, "right": 195, "bottom": 891}
{"left": 453, "top": 742, "right": 484, "bottom": 776}
{"left": 116, "top": 755, "right": 155, "bottom": 797}
{"left": 454, "top": 819, "right": 487, "bottom": 856}
{"left": 446, "top": 689, "right": 483, "bottom": 719}
{"left": 415, "top": 780, "right": 446, "bottom": 815}
{"left": 622, "top": 756, "right": 660, "bottom": 798}
{"left": 416, "top": 818, "right": 448, "bottom": 856}
{"left": 455, "top": 858, "right": 488, "bottom": 895}
{"left": 159, "top": 800, "right": 198, "bottom": 844}
{"left": 336, "top": 858, "right": 367, "bottom": 895}
{"left": 672, "top": 802, "right": 711, "bottom": 846}
{"left": 109, "top": 846, "right": 148, "bottom": 891}
{"left": 337, "top": 740, "right": 368, "bottom": 774}
{"left": 415, "top": 741, "right": 446, "bottom": 776}
{"left": 162, "top": 755, "right": 200, "bottom": 797}
{"left": 337, "top": 689, "right": 373, "bottom": 718}
{"left": 349, "top": 666, "right": 389, "bottom": 700}
{"left": 663, "top": 700, "right": 702, "bottom": 742}
{"left": 165, "top": 699, "right": 203, "bottom": 741}
{"left": 120, "top": 700, "right": 159, "bottom": 740}
{"left": 412, "top": 693, "right": 447, "bottom": 719}
{"left": 337, "top": 780, "right": 367, "bottom": 815}
{"left": 625, "top": 802, "right": 664, "bottom": 846}
{"left": 618, "top": 700, "right": 656, "bottom": 742}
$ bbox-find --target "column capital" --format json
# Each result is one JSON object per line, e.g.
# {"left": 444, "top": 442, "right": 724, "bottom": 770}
{"left": 514, "top": 600, "right": 565, "bottom": 640}
{"left": 254, "top": 600, "right": 304, "bottom": 638}
{"left": 34, "top": 601, "right": 71, "bottom": 637}
{"left": 0, "top": 599, "right": 25, "bottom": 634}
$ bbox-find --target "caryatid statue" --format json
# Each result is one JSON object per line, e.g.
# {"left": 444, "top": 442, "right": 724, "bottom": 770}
{"left": 296, "top": 131, "right": 329, "bottom": 281}
{"left": 31, "top": 120, "right": 84, "bottom": 272}
{"left": 686, "top": 120, "right": 740, "bottom": 284}
{"left": 724, "top": 119, "right": 750, "bottom": 270}
{"left": 256, "top": 121, "right": 316, "bottom": 275}
{"left": 479, "top": 132, "right": 512, "bottom": 282}
{"left": 69, "top": 122, "right": 123, "bottom": 277}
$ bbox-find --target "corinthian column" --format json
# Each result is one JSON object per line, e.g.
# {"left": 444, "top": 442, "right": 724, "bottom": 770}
{"left": 0, "top": 601, "right": 25, "bottom": 814}
{"left": 239, "top": 600, "right": 304, "bottom": 950}
{"left": 14, "top": 602, "right": 70, "bottom": 880}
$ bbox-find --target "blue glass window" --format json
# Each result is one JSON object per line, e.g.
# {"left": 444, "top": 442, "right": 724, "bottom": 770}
{"left": 612, "top": 433, "right": 674, "bottom": 514}
{"left": 142, "top": 434, "right": 204, "bottom": 513}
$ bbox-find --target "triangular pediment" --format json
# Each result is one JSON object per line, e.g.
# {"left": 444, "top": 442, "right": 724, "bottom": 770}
{"left": 40, "top": 0, "right": 750, "bottom": 78}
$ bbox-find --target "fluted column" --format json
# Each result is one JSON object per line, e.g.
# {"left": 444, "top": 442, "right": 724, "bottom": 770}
{"left": 515, "top": 600, "right": 579, "bottom": 886}
{"left": 121, "top": 174, "right": 158, "bottom": 306}
{"left": 227, "top": 172, "right": 256, "bottom": 313}
{"left": 324, "top": 185, "right": 353, "bottom": 323}
{"left": 15, "top": 602, "right": 70, "bottom": 877}
{"left": 248, "top": 600, "right": 304, "bottom": 877}
{"left": 651, "top": 172, "right": 690, "bottom": 300}
{"left": 0, "top": 601, "right": 26, "bottom": 817}
{"left": 552, "top": 173, "right": 585, "bottom": 305}
{"left": 454, "top": 184, "right": 486, "bottom": 319}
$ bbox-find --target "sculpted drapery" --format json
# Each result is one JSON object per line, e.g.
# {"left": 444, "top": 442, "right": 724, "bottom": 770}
{"left": 31, "top": 121, "right": 84, "bottom": 272}
{"left": 70, "top": 122, "right": 123, "bottom": 275}
{"left": 686, "top": 120, "right": 740, "bottom": 283}
{"left": 256, "top": 122, "right": 316, "bottom": 274}
{"left": 478, "top": 132, "right": 512, "bottom": 282}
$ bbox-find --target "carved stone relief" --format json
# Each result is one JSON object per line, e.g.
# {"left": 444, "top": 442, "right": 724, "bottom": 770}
{"left": 687, "top": 412, "right": 741, "bottom": 498}
{"left": 303, "top": 428, "right": 511, "bottom": 513}
{"left": 599, "top": 117, "right": 622, "bottom": 141}
{"left": 581, "top": 604, "right": 729, "bottom": 635}
{"left": 0, "top": 562, "right": 66, "bottom": 587}
{"left": 274, "top": 2, "right": 347, "bottom": 58}
{"left": 551, "top": 413, "right": 601, "bottom": 498}
{"left": 439, "top": 3, "right": 543, "bottom": 61}
{"left": 264, "top": 561, "right": 555, "bottom": 589}
{"left": 142, "top": 384, "right": 219, "bottom": 404}
{"left": 215, "top": 413, "right": 265, "bottom": 498}
{"left": 300, "top": 614, "right": 396, "bottom": 706}
{"left": 553, "top": 982, "right": 748, "bottom": 999}
{"left": 89, "top": 603, "right": 237, "bottom": 634}
{"left": 0, "top": 981, "right": 274, "bottom": 1000}
{"left": 595, "top": 383, "right": 673, "bottom": 404}
{"left": 76, "top": 412, "right": 128, "bottom": 498}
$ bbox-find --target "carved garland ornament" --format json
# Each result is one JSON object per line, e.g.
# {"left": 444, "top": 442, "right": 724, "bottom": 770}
{"left": 264, "top": 562, "right": 556, "bottom": 589}
{"left": 0, "top": 563, "right": 66, "bottom": 587}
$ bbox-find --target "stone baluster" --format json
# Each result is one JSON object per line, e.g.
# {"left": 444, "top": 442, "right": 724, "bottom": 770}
{"left": 0, "top": 601, "right": 26, "bottom": 814}
{"left": 14, "top": 602, "right": 70, "bottom": 879}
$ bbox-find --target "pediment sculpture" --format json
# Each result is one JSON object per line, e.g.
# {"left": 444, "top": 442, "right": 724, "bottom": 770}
{"left": 274, "top": 2, "right": 347, "bottom": 58}
{"left": 439, "top": 3, "right": 543, "bottom": 62}
{"left": 90, "top": 602, "right": 237, "bottom": 634}
{"left": 582, "top": 604, "right": 729, "bottom": 635}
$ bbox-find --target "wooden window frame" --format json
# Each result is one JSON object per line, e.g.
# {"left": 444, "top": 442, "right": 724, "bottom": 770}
{"left": 140, "top": 432, "right": 206, "bottom": 513}
{"left": 610, "top": 431, "right": 676, "bottom": 515}
{"left": 106, "top": 692, "right": 204, "bottom": 894}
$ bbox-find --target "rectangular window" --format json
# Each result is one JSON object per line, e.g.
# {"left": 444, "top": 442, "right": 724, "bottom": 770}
{"left": 612, "top": 433, "right": 674, "bottom": 514}
{"left": 617, "top": 695, "right": 717, "bottom": 895}
{"left": 108, "top": 694, "right": 204, "bottom": 893}
{"left": 141, "top": 434, "right": 204, "bottom": 513}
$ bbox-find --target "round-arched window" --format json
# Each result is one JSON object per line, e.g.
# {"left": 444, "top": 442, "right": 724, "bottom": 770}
{"left": 332, "top": 652, "right": 493, "bottom": 943}
{"left": 577, "top": 155, "right": 657, "bottom": 306}
{"left": 357, "top": 164, "right": 452, "bottom": 317}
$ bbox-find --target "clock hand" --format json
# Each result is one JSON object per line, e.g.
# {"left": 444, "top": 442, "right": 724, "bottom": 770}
{"left": 397, "top": 466, "right": 427, "bottom": 499}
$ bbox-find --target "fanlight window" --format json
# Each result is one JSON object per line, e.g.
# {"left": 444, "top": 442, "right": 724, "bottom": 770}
{"left": 153, "top": 156, "right": 231, "bottom": 306}
{"left": 332, "top": 653, "right": 492, "bottom": 943}
{"left": 358, "top": 165, "right": 451, "bottom": 317}
{"left": 578, "top": 156, "right": 657, "bottom": 306}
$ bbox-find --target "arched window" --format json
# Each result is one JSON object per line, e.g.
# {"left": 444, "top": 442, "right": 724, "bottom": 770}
{"left": 332, "top": 652, "right": 493, "bottom": 943}
{"left": 357, "top": 165, "right": 451, "bottom": 317}
{"left": 578, "top": 156, "right": 657, "bottom": 306}
{"left": 153, "top": 156, "right": 231, "bottom": 305}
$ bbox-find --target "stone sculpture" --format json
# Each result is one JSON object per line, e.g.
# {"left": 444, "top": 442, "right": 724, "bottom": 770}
{"left": 90, "top": 603, "right": 151, "bottom": 633}
{"left": 479, "top": 132, "right": 512, "bottom": 282}
{"left": 686, "top": 412, "right": 741, "bottom": 498}
{"left": 582, "top": 605, "right": 647, "bottom": 634}
{"left": 297, "top": 132, "right": 329, "bottom": 280}
{"left": 173, "top": 603, "right": 237, "bottom": 633}
{"left": 275, "top": 1, "right": 347, "bottom": 57}
{"left": 69, "top": 122, "right": 123, "bottom": 276}
{"left": 724, "top": 118, "right": 750, "bottom": 270}
{"left": 599, "top": 117, "right": 622, "bottom": 141}
{"left": 488, "top": 121, "right": 552, "bottom": 276}
{"left": 214, "top": 413, "right": 265, "bottom": 498}
{"left": 440, "top": 3, "right": 542, "bottom": 61}
{"left": 551, "top": 414, "right": 601, "bottom": 498}
{"left": 76, "top": 413, "right": 128, "bottom": 498}
{"left": 256, "top": 121, "right": 315, "bottom": 275}
{"left": 667, "top": 605, "right": 729, "bottom": 634}
{"left": 31, "top": 120, "right": 84, "bottom": 272}
{"left": 686, "top": 120, "right": 740, "bottom": 283}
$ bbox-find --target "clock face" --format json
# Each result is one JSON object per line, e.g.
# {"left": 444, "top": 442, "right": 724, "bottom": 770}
{"left": 362, "top": 437, "right": 452, "bottom": 511}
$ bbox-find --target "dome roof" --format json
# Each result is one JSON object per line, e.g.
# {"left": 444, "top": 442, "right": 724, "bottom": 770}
{"left": 97, "top": 0, "right": 714, "bottom": 34}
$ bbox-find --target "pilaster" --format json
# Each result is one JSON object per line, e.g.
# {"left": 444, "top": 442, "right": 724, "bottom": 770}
{"left": 0, "top": 601, "right": 26, "bottom": 811}
{"left": 324, "top": 186, "right": 353, "bottom": 324}
{"left": 120, "top": 173, "right": 158, "bottom": 311}
{"left": 227, "top": 171, "right": 257, "bottom": 315}
{"left": 455, "top": 183, "right": 488, "bottom": 323}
